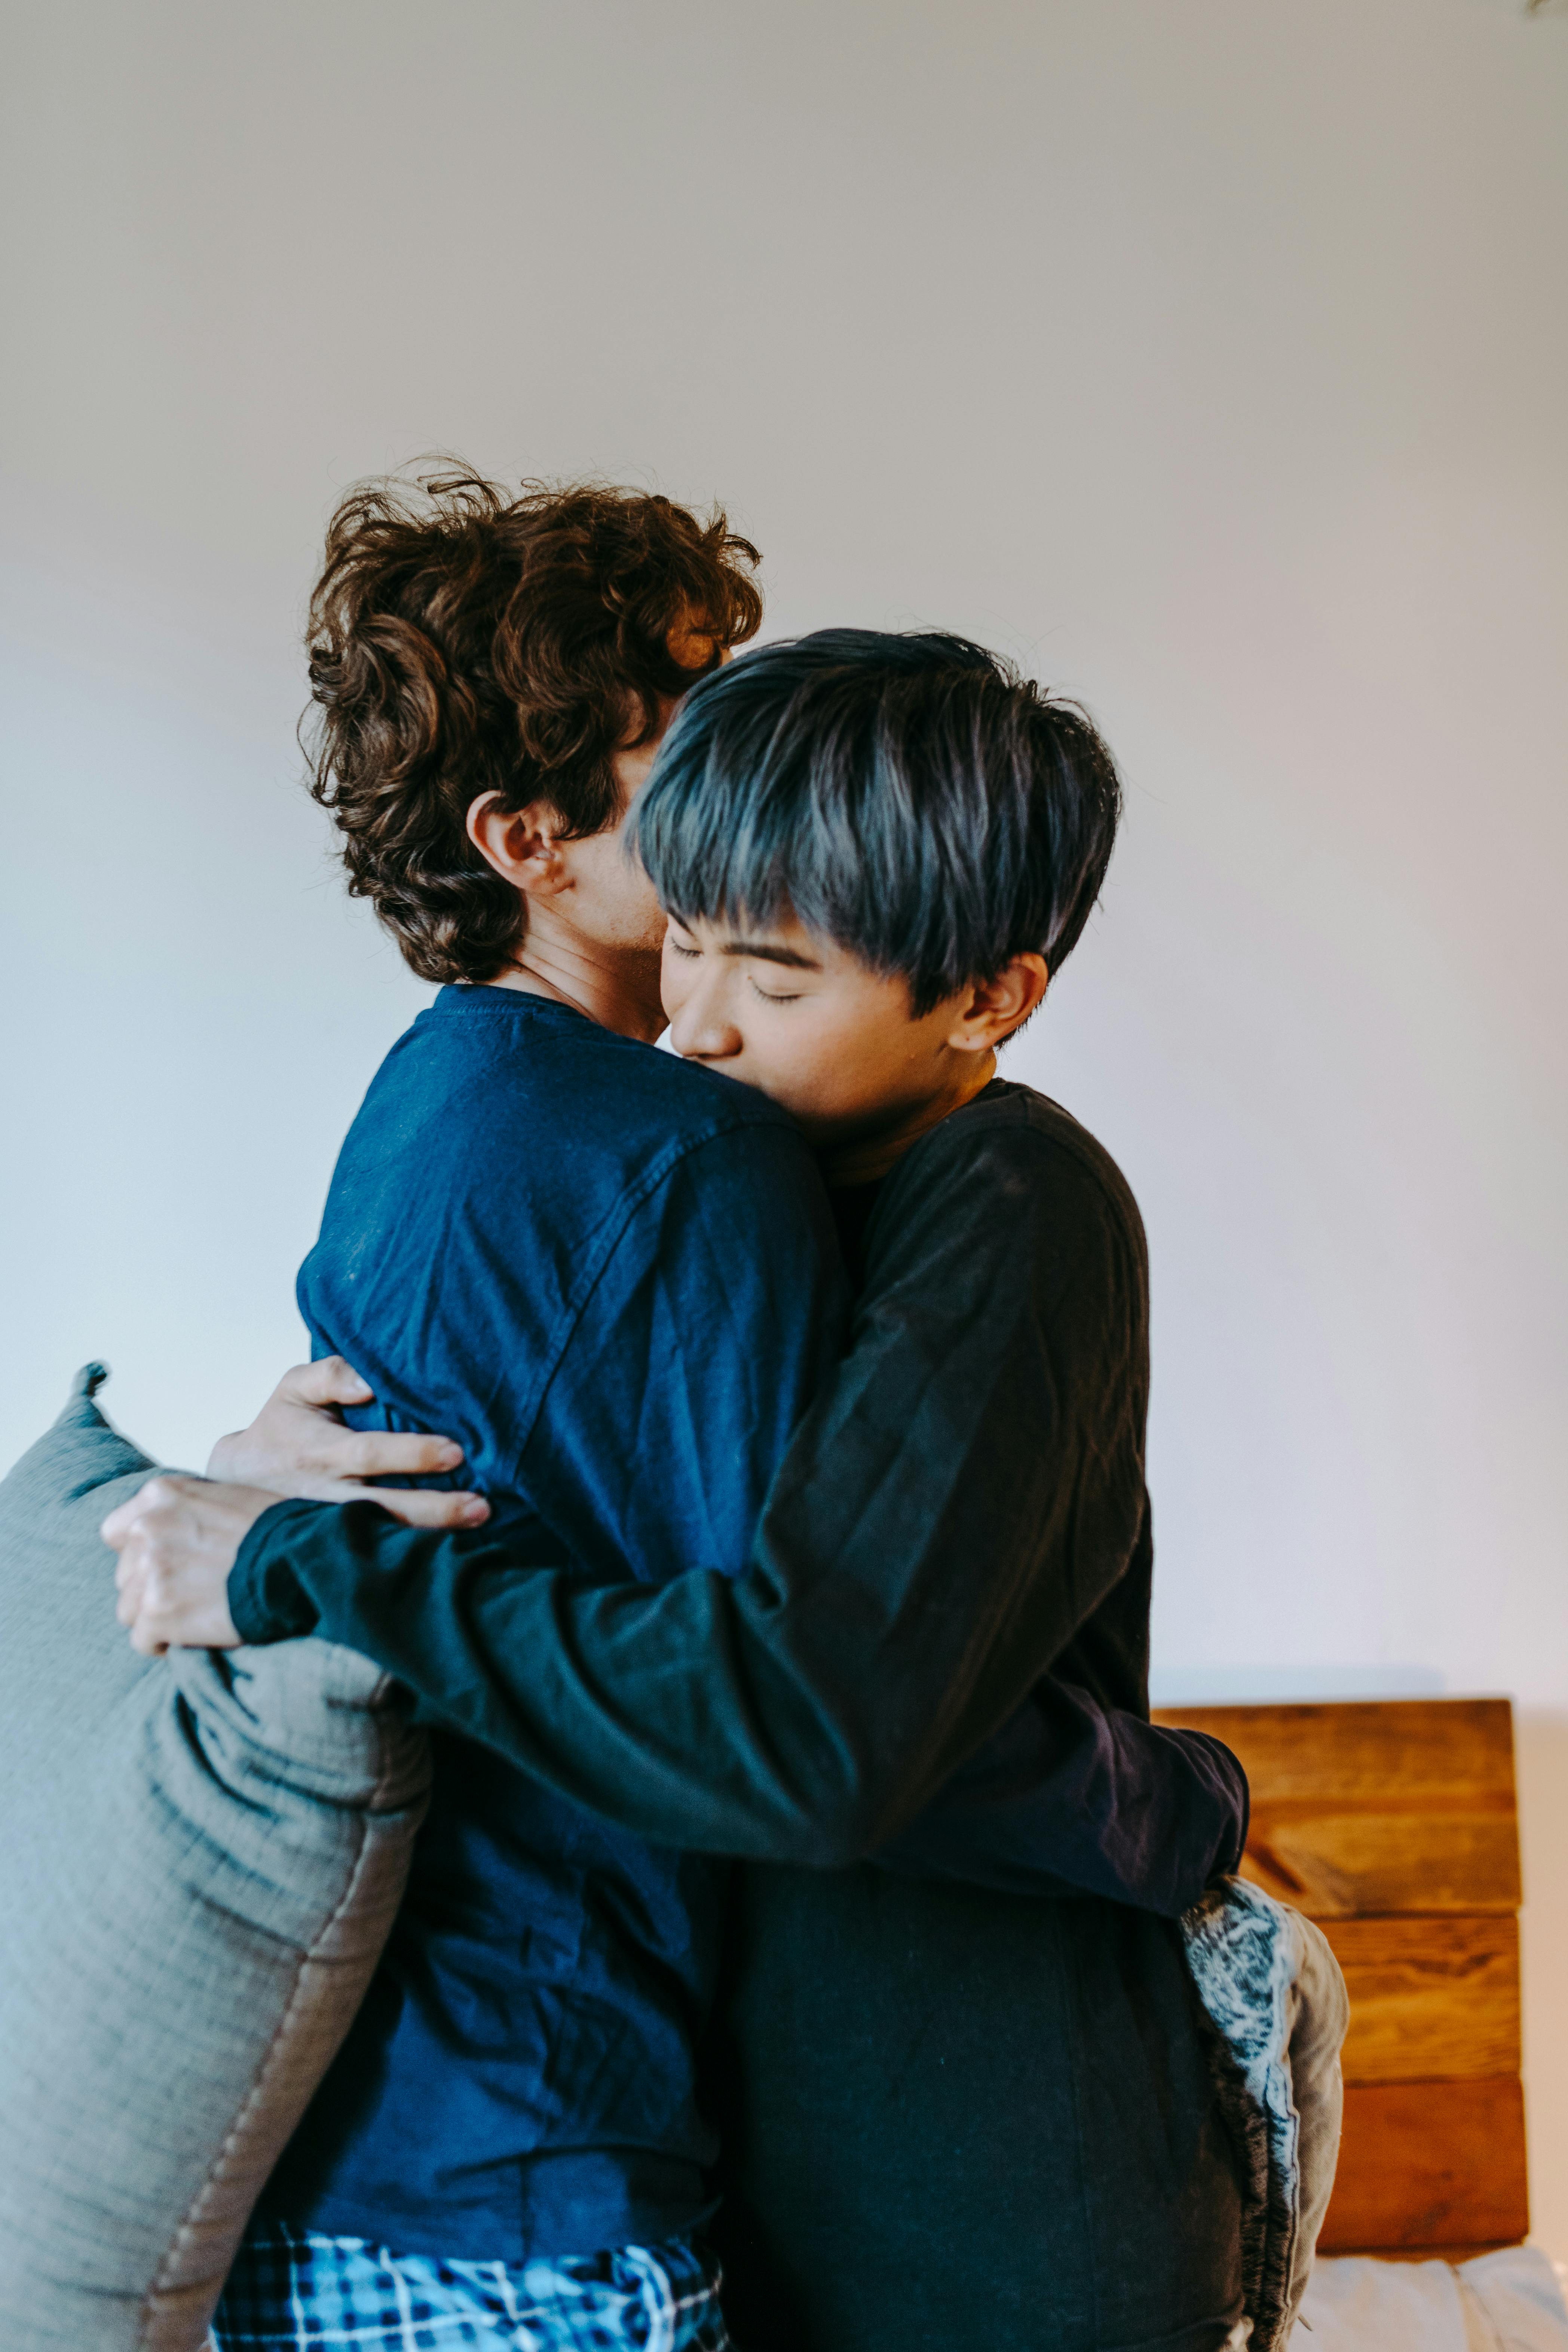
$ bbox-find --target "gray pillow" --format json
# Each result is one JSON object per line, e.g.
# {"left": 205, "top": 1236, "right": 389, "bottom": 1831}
{"left": 0, "top": 1366, "right": 431, "bottom": 2352}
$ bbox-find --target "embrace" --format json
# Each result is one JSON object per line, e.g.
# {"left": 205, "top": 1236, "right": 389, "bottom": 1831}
{"left": 96, "top": 471, "right": 1343, "bottom": 2352}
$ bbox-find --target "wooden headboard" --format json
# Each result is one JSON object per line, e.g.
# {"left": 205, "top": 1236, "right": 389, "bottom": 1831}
{"left": 1151, "top": 1697, "right": 1526, "bottom": 2258}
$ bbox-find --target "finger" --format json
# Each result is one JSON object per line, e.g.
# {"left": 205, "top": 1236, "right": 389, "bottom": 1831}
{"left": 101, "top": 1490, "right": 153, "bottom": 1546}
{"left": 325, "top": 1430, "right": 465, "bottom": 1481}
{"left": 285, "top": 1357, "right": 375, "bottom": 1409}
{"left": 352, "top": 1486, "right": 492, "bottom": 1530}
{"left": 129, "top": 1619, "right": 170, "bottom": 1657}
{"left": 116, "top": 1570, "right": 151, "bottom": 1627}
{"left": 135, "top": 1580, "right": 244, "bottom": 1649}
{"left": 101, "top": 1474, "right": 185, "bottom": 1546}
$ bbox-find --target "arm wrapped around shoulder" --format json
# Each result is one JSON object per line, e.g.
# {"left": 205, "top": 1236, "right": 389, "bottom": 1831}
{"left": 0, "top": 1365, "right": 431, "bottom": 2352}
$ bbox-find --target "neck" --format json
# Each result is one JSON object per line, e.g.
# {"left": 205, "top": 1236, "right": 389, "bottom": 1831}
{"left": 820, "top": 1051, "right": 998, "bottom": 1188}
{"left": 487, "top": 911, "right": 666, "bottom": 1043}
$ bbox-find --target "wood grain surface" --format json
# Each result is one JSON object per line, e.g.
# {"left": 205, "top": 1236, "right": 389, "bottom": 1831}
{"left": 1151, "top": 1697, "right": 1527, "bottom": 2256}
{"left": 1153, "top": 1699, "right": 1519, "bottom": 1915}
{"left": 1151, "top": 1700, "right": 1516, "bottom": 1806}
{"left": 1237, "top": 1810, "right": 1520, "bottom": 1918}
{"left": 1319, "top": 2078, "right": 1529, "bottom": 2251}
{"left": 1324, "top": 1915, "right": 1520, "bottom": 2083}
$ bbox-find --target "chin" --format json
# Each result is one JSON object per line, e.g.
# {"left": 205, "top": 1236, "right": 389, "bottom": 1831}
{"left": 734, "top": 1070, "right": 816, "bottom": 1121}
{"left": 774, "top": 1098, "right": 846, "bottom": 1139}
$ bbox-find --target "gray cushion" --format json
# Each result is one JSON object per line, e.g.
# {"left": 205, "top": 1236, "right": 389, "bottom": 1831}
{"left": 0, "top": 1366, "right": 431, "bottom": 2351}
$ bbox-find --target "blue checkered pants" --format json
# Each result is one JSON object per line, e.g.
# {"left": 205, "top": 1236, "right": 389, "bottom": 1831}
{"left": 209, "top": 2225, "right": 731, "bottom": 2351}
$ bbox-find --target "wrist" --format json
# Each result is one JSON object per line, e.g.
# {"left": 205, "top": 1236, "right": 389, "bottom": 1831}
{"left": 230, "top": 1500, "right": 325, "bottom": 1645}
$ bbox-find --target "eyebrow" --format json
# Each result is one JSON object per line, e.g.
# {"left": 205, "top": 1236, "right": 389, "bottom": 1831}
{"left": 720, "top": 939, "right": 823, "bottom": 972}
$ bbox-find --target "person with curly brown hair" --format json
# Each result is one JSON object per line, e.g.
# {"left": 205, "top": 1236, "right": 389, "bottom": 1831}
{"left": 110, "top": 484, "right": 1252, "bottom": 2351}
{"left": 302, "top": 467, "right": 760, "bottom": 1028}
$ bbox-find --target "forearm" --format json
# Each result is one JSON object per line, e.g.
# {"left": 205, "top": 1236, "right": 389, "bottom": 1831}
{"left": 232, "top": 1111, "right": 1179, "bottom": 1877}
{"left": 235, "top": 1393, "right": 1145, "bottom": 1874}
{"left": 236, "top": 1507, "right": 1246, "bottom": 1905}
{"left": 869, "top": 1690, "right": 1248, "bottom": 1915}
{"left": 235, "top": 1505, "right": 906, "bottom": 1864}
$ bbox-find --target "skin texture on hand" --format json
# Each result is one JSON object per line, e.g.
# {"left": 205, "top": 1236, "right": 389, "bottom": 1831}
{"left": 104, "top": 1475, "right": 268, "bottom": 1653}
{"left": 206, "top": 1357, "right": 490, "bottom": 1531}
{"left": 102, "top": 1356, "right": 489, "bottom": 1653}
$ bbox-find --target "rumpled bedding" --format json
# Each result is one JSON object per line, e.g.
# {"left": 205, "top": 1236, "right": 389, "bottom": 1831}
{"left": 1295, "top": 2248, "right": 1568, "bottom": 2351}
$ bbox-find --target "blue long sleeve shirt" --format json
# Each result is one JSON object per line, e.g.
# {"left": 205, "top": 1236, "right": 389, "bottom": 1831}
{"left": 261, "top": 984, "right": 847, "bottom": 2260}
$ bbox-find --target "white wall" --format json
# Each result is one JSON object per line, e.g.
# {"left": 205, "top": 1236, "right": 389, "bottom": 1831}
{"left": 4, "top": 0, "right": 1565, "bottom": 2248}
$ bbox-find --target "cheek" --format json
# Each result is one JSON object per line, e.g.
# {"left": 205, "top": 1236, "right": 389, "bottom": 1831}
{"left": 795, "top": 1010, "right": 921, "bottom": 1116}
{"left": 621, "top": 855, "right": 663, "bottom": 918}
{"left": 761, "top": 1012, "right": 867, "bottom": 1101}
{"left": 659, "top": 954, "right": 693, "bottom": 1019}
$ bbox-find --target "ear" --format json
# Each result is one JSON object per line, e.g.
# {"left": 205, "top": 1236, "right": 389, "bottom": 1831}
{"left": 466, "top": 793, "right": 571, "bottom": 900}
{"left": 945, "top": 954, "right": 1050, "bottom": 1052}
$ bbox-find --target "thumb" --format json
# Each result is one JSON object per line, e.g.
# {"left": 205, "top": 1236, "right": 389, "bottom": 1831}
{"left": 286, "top": 1356, "right": 375, "bottom": 1409}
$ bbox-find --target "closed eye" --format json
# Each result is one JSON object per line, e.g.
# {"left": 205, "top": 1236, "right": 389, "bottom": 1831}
{"left": 748, "top": 976, "right": 801, "bottom": 1003}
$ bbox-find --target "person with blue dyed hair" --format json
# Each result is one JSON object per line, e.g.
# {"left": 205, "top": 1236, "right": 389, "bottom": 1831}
{"left": 639, "top": 624, "right": 1118, "bottom": 1019}
{"left": 110, "top": 483, "right": 1251, "bottom": 2352}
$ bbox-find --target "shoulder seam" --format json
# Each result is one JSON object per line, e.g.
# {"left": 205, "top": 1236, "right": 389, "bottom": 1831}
{"left": 499, "top": 1118, "right": 813, "bottom": 1483}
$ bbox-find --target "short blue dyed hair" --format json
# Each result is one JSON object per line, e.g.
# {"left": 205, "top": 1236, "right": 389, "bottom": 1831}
{"left": 632, "top": 628, "right": 1122, "bottom": 1016}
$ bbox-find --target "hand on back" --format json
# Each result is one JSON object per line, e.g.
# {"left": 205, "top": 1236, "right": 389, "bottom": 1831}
{"left": 206, "top": 1357, "right": 488, "bottom": 1525}
{"left": 101, "top": 1356, "right": 487, "bottom": 1653}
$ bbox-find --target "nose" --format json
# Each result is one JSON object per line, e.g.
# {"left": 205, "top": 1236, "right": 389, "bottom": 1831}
{"left": 668, "top": 976, "right": 744, "bottom": 1063}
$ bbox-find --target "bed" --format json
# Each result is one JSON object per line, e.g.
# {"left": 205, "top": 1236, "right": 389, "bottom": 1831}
{"left": 1152, "top": 1696, "right": 1567, "bottom": 2345}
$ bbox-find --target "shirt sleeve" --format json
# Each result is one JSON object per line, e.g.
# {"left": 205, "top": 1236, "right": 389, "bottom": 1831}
{"left": 868, "top": 1690, "right": 1248, "bottom": 1907}
{"left": 231, "top": 1110, "right": 1246, "bottom": 1907}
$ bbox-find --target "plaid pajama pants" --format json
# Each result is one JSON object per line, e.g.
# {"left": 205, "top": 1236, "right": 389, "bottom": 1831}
{"left": 209, "top": 2224, "right": 731, "bottom": 2352}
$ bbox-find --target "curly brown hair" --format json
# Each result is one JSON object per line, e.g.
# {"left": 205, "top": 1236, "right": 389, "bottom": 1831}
{"left": 304, "top": 466, "right": 763, "bottom": 983}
